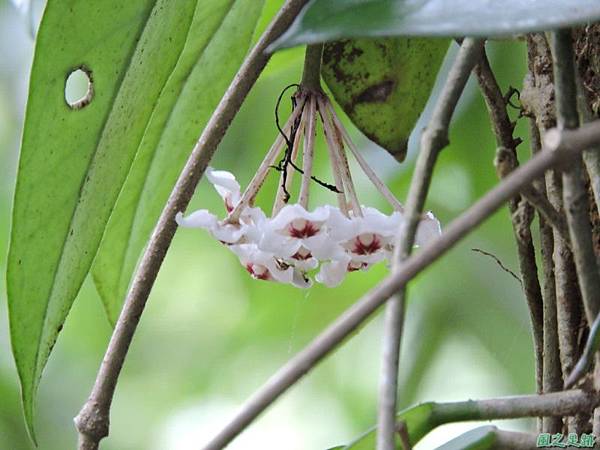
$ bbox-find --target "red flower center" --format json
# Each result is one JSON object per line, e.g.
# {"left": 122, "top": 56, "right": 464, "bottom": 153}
{"left": 245, "top": 263, "right": 271, "bottom": 280}
{"left": 287, "top": 218, "right": 320, "bottom": 238}
{"left": 350, "top": 233, "right": 381, "bottom": 255}
{"left": 292, "top": 247, "right": 312, "bottom": 260}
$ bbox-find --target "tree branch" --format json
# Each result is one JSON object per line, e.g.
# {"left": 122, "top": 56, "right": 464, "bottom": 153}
{"left": 432, "top": 389, "right": 598, "bottom": 421}
{"left": 474, "top": 48, "right": 545, "bottom": 409}
{"left": 552, "top": 29, "right": 600, "bottom": 435}
{"left": 377, "top": 38, "right": 485, "bottom": 450}
{"left": 200, "top": 120, "right": 600, "bottom": 450}
{"left": 530, "top": 119, "right": 564, "bottom": 433}
{"left": 73, "top": 1, "right": 311, "bottom": 448}
{"left": 347, "top": 390, "right": 597, "bottom": 449}
{"left": 526, "top": 33, "right": 584, "bottom": 432}
{"left": 551, "top": 29, "right": 600, "bottom": 326}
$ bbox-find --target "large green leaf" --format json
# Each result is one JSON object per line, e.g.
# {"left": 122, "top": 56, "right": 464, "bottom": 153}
{"left": 92, "top": 0, "right": 264, "bottom": 323}
{"left": 273, "top": 0, "right": 600, "bottom": 48}
{"left": 322, "top": 37, "right": 448, "bottom": 161}
{"left": 7, "top": 0, "right": 263, "bottom": 438}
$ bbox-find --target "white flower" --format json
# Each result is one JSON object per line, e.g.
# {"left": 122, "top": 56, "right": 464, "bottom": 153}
{"left": 315, "top": 256, "right": 350, "bottom": 288}
{"left": 229, "top": 243, "right": 312, "bottom": 288}
{"left": 176, "top": 168, "right": 267, "bottom": 245}
{"left": 205, "top": 167, "right": 241, "bottom": 214}
{"left": 415, "top": 211, "right": 442, "bottom": 246}
{"left": 259, "top": 204, "right": 342, "bottom": 270}
{"left": 175, "top": 208, "right": 265, "bottom": 245}
{"left": 329, "top": 207, "right": 401, "bottom": 258}
{"left": 176, "top": 91, "right": 443, "bottom": 289}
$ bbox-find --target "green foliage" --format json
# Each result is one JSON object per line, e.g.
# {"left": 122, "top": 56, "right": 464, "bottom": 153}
{"left": 273, "top": 0, "right": 600, "bottom": 48}
{"left": 332, "top": 402, "right": 437, "bottom": 448}
{"left": 7, "top": 0, "right": 263, "bottom": 439}
{"left": 322, "top": 37, "right": 449, "bottom": 161}
{"left": 92, "top": 0, "right": 264, "bottom": 324}
{"left": 435, "top": 426, "right": 497, "bottom": 450}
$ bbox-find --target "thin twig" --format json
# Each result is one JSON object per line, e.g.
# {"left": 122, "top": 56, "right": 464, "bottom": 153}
{"left": 377, "top": 38, "right": 485, "bottom": 450}
{"left": 525, "top": 33, "right": 583, "bottom": 432}
{"left": 475, "top": 47, "right": 544, "bottom": 407}
{"left": 578, "top": 80, "right": 600, "bottom": 214}
{"left": 530, "top": 118, "right": 564, "bottom": 433}
{"left": 495, "top": 146, "right": 571, "bottom": 244}
{"left": 432, "top": 389, "right": 599, "bottom": 422}
{"left": 551, "top": 29, "right": 600, "bottom": 326}
{"left": 73, "top": 1, "right": 311, "bottom": 448}
{"left": 477, "top": 53, "right": 574, "bottom": 426}
{"left": 471, "top": 248, "right": 521, "bottom": 285}
{"left": 200, "top": 120, "right": 600, "bottom": 450}
{"left": 395, "top": 421, "right": 412, "bottom": 450}
{"left": 552, "top": 28, "right": 600, "bottom": 436}
{"left": 566, "top": 311, "right": 600, "bottom": 388}
{"left": 474, "top": 50, "right": 522, "bottom": 151}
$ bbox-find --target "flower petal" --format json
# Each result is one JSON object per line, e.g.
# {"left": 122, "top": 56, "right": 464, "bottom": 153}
{"left": 205, "top": 167, "right": 241, "bottom": 211}
{"left": 269, "top": 204, "right": 330, "bottom": 231}
{"left": 316, "top": 256, "right": 350, "bottom": 288}
{"left": 304, "top": 233, "right": 346, "bottom": 260}
{"left": 175, "top": 210, "right": 217, "bottom": 229}
{"left": 258, "top": 229, "right": 302, "bottom": 258}
{"left": 415, "top": 211, "right": 442, "bottom": 246}
{"left": 206, "top": 167, "right": 240, "bottom": 197}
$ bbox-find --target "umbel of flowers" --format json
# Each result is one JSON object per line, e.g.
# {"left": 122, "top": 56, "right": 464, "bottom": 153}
{"left": 177, "top": 88, "right": 441, "bottom": 288}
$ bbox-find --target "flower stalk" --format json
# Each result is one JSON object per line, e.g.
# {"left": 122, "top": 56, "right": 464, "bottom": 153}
{"left": 299, "top": 96, "right": 316, "bottom": 208}
{"left": 301, "top": 44, "right": 323, "bottom": 92}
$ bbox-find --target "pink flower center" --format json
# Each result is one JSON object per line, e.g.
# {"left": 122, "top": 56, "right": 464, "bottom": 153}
{"left": 287, "top": 218, "right": 320, "bottom": 238}
{"left": 292, "top": 246, "right": 312, "bottom": 261}
{"left": 245, "top": 263, "right": 271, "bottom": 281}
{"left": 349, "top": 233, "right": 382, "bottom": 255}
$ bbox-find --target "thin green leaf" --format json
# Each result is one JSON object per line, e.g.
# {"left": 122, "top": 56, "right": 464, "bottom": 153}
{"left": 322, "top": 37, "right": 448, "bottom": 161}
{"left": 92, "top": 0, "right": 264, "bottom": 324}
{"left": 7, "top": 0, "right": 262, "bottom": 438}
{"left": 435, "top": 426, "right": 497, "bottom": 450}
{"left": 336, "top": 403, "right": 436, "bottom": 449}
{"left": 273, "top": 0, "right": 600, "bottom": 48}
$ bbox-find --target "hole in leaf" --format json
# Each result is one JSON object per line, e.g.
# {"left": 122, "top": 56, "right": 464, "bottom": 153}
{"left": 65, "top": 66, "right": 93, "bottom": 109}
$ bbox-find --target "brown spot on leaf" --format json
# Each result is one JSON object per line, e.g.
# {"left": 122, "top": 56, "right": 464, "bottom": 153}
{"left": 354, "top": 79, "right": 395, "bottom": 104}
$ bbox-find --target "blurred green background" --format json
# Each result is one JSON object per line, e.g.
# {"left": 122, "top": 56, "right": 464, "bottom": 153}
{"left": 1, "top": 1, "right": 538, "bottom": 449}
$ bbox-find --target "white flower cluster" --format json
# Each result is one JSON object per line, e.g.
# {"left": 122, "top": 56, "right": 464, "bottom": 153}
{"left": 176, "top": 168, "right": 440, "bottom": 288}
{"left": 177, "top": 90, "right": 441, "bottom": 288}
